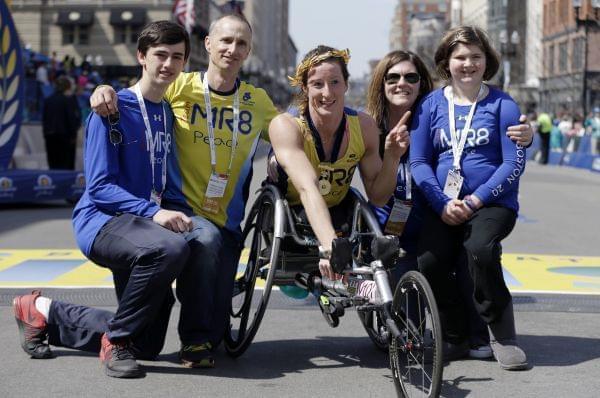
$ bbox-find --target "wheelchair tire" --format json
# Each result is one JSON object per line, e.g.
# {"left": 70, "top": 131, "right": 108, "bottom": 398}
{"left": 358, "top": 309, "right": 389, "bottom": 352}
{"left": 224, "top": 190, "right": 280, "bottom": 358}
{"left": 389, "top": 271, "right": 443, "bottom": 398}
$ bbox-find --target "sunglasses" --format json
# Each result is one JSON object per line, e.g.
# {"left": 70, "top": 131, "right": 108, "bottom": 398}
{"left": 106, "top": 113, "right": 138, "bottom": 146}
{"left": 108, "top": 112, "right": 122, "bottom": 145}
{"left": 384, "top": 72, "right": 420, "bottom": 85}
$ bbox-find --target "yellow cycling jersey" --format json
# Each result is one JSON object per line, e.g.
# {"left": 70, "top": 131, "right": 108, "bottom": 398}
{"left": 162, "top": 71, "right": 278, "bottom": 232}
{"left": 286, "top": 108, "right": 365, "bottom": 207}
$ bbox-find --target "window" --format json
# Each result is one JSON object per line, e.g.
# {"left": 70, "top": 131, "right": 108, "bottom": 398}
{"left": 78, "top": 26, "right": 90, "bottom": 45}
{"left": 559, "top": 41, "right": 568, "bottom": 73}
{"left": 548, "top": 44, "right": 555, "bottom": 75}
{"left": 62, "top": 26, "right": 75, "bottom": 45}
{"left": 61, "top": 25, "right": 90, "bottom": 45}
{"left": 572, "top": 37, "right": 584, "bottom": 70}
{"left": 113, "top": 25, "right": 142, "bottom": 45}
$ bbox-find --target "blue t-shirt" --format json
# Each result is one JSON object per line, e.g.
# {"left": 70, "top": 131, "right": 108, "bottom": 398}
{"left": 72, "top": 89, "right": 173, "bottom": 256}
{"left": 409, "top": 86, "right": 526, "bottom": 215}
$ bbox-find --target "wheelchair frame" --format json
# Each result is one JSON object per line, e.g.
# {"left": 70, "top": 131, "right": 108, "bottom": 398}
{"left": 225, "top": 182, "right": 443, "bottom": 397}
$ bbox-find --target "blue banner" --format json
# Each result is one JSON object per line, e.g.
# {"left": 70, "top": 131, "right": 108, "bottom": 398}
{"left": 0, "top": 0, "right": 24, "bottom": 170}
{"left": 0, "top": 169, "right": 85, "bottom": 203}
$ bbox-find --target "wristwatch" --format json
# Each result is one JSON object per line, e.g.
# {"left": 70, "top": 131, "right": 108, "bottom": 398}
{"left": 464, "top": 197, "right": 477, "bottom": 212}
{"left": 318, "top": 245, "right": 331, "bottom": 260}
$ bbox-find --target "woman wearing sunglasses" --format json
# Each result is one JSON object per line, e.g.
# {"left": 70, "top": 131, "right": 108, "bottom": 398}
{"left": 366, "top": 47, "right": 532, "bottom": 364}
{"left": 409, "top": 26, "right": 529, "bottom": 370}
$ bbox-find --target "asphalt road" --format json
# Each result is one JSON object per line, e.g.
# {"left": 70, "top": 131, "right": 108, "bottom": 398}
{"left": 1, "top": 160, "right": 600, "bottom": 397}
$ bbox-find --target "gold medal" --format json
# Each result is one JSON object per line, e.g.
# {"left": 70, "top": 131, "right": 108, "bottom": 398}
{"left": 319, "top": 179, "right": 331, "bottom": 195}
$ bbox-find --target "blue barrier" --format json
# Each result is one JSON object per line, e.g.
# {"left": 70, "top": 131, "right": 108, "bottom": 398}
{"left": 0, "top": 169, "right": 85, "bottom": 203}
{"left": 528, "top": 134, "right": 600, "bottom": 172}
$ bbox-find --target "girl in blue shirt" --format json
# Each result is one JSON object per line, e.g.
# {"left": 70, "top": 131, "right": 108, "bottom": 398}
{"left": 409, "top": 26, "right": 528, "bottom": 370}
{"left": 366, "top": 49, "right": 533, "bottom": 361}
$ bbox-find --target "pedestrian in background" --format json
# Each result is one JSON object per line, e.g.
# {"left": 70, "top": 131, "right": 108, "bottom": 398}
{"left": 42, "top": 75, "right": 81, "bottom": 169}
{"left": 536, "top": 111, "right": 552, "bottom": 164}
{"left": 586, "top": 107, "right": 600, "bottom": 155}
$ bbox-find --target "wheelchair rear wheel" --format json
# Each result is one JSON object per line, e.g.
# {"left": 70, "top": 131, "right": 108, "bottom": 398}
{"left": 389, "top": 271, "right": 443, "bottom": 398}
{"left": 224, "top": 190, "right": 280, "bottom": 357}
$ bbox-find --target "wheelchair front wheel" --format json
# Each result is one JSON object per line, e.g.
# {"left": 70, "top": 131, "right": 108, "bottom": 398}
{"left": 389, "top": 271, "right": 443, "bottom": 398}
{"left": 224, "top": 192, "right": 280, "bottom": 357}
{"left": 358, "top": 309, "right": 389, "bottom": 352}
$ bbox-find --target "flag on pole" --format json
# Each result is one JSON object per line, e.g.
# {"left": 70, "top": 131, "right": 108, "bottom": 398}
{"left": 173, "top": 0, "right": 195, "bottom": 31}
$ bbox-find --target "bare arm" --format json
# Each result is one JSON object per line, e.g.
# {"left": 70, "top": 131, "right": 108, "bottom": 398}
{"left": 269, "top": 114, "right": 337, "bottom": 251}
{"left": 358, "top": 112, "right": 410, "bottom": 206}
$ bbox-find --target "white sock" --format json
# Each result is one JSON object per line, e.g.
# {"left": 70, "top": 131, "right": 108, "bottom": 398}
{"left": 34, "top": 296, "right": 51, "bottom": 320}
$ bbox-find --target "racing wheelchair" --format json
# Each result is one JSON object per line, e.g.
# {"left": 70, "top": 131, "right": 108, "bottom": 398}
{"left": 224, "top": 182, "right": 443, "bottom": 398}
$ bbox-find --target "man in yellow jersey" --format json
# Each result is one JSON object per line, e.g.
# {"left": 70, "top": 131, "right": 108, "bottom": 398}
{"left": 268, "top": 46, "right": 409, "bottom": 280}
{"left": 91, "top": 13, "right": 278, "bottom": 368}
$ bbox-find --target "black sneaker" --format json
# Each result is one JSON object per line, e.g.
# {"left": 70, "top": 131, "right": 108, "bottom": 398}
{"left": 99, "top": 333, "right": 144, "bottom": 378}
{"left": 180, "top": 343, "right": 214, "bottom": 368}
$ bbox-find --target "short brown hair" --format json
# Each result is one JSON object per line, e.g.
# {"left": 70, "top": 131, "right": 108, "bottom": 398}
{"left": 434, "top": 25, "right": 499, "bottom": 81}
{"left": 366, "top": 50, "right": 433, "bottom": 131}
{"left": 208, "top": 13, "right": 252, "bottom": 35}
{"left": 137, "top": 20, "right": 190, "bottom": 60}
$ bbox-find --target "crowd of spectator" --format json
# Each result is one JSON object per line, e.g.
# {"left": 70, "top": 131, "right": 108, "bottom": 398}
{"left": 532, "top": 107, "right": 600, "bottom": 164}
{"left": 23, "top": 48, "right": 131, "bottom": 124}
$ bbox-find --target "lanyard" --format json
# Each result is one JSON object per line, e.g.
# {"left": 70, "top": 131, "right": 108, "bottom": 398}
{"left": 447, "top": 84, "right": 484, "bottom": 171}
{"left": 202, "top": 73, "right": 239, "bottom": 175}
{"left": 401, "top": 161, "right": 411, "bottom": 201}
{"left": 134, "top": 83, "right": 167, "bottom": 195}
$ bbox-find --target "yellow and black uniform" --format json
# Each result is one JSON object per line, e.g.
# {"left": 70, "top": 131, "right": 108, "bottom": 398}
{"left": 162, "top": 71, "right": 278, "bottom": 234}
{"left": 285, "top": 107, "right": 365, "bottom": 207}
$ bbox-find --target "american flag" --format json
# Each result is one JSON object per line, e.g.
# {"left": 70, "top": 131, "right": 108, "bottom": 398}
{"left": 173, "top": 0, "right": 195, "bottom": 30}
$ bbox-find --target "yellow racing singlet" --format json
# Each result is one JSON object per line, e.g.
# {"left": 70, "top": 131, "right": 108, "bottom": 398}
{"left": 286, "top": 108, "right": 365, "bottom": 207}
{"left": 162, "top": 71, "right": 278, "bottom": 232}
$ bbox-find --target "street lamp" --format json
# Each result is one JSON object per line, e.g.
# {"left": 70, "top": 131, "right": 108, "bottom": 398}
{"left": 572, "top": 0, "right": 600, "bottom": 117}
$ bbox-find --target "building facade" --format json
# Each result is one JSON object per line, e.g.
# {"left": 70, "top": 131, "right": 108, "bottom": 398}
{"left": 239, "top": 0, "right": 296, "bottom": 107}
{"left": 9, "top": 0, "right": 296, "bottom": 106}
{"left": 540, "top": 0, "right": 600, "bottom": 116}
{"left": 389, "top": 0, "right": 449, "bottom": 73}
{"left": 390, "top": 0, "right": 449, "bottom": 51}
{"left": 450, "top": 0, "right": 488, "bottom": 30}
{"left": 10, "top": 0, "right": 210, "bottom": 77}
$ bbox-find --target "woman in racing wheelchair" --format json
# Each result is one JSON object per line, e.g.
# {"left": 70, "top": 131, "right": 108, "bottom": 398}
{"left": 267, "top": 45, "right": 409, "bottom": 281}
{"left": 229, "top": 45, "right": 444, "bottom": 397}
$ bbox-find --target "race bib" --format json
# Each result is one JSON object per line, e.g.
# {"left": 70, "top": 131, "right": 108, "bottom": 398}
{"left": 443, "top": 169, "right": 463, "bottom": 199}
{"left": 384, "top": 200, "right": 412, "bottom": 236}
{"left": 205, "top": 173, "right": 228, "bottom": 198}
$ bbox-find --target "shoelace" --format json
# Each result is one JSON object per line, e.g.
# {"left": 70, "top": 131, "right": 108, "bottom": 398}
{"left": 113, "top": 342, "right": 135, "bottom": 360}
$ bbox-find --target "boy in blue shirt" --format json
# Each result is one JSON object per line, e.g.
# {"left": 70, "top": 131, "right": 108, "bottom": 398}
{"left": 13, "top": 21, "right": 191, "bottom": 378}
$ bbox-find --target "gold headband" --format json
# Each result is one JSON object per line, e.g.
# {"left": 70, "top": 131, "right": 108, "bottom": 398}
{"left": 288, "top": 49, "right": 350, "bottom": 87}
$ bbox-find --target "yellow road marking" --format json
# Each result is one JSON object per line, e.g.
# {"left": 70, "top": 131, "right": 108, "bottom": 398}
{"left": 0, "top": 249, "right": 598, "bottom": 294}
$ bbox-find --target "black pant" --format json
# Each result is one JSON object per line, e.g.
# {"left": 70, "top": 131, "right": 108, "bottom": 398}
{"left": 538, "top": 132, "right": 550, "bottom": 164}
{"left": 417, "top": 206, "right": 516, "bottom": 343}
{"left": 47, "top": 213, "right": 190, "bottom": 356}
{"left": 44, "top": 134, "right": 75, "bottom": 170}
